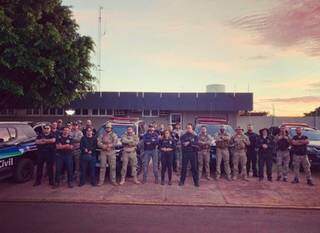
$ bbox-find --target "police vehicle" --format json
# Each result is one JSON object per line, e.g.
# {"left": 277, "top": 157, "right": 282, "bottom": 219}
{"left": 287, "top": 127, "right": 320, "bottom": 169}
{"left": 96, "top": 117, "right": 145, "bottom": 177}
{"left": 0, "top": 122, "right": 38, "bottom": 182}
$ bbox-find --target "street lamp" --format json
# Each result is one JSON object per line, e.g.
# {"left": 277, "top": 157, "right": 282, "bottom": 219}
{"left": 65, "top": 109, "right": 75, "bottom": 116}
{"left": 65, "top": 109, "right": 75, "bottom": 123}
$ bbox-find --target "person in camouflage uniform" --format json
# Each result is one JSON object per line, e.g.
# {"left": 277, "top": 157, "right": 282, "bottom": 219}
{"left": 70, "top": 122, "right": 83, "bottom": 181}
{"left": 214, "top": 125, "right": 231, "bottom": 180}
{"left": 274, "top": 126, "right": 291, "bottom": 182}
{"left": 230, "top": 126, "right": 250, "bottom": 181}
{"left": 198, "top": 126, "right": 212, "bottom": 180}
{"left": 97, "top": 122, "right": 118, "bottom": 186}
{"left": 120, "top": 126, "right": 140, "bottom": 185}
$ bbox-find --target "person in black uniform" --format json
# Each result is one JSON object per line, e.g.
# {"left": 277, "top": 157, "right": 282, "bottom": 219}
{"left": 159, "top": 129, "right": 176, "bottom": 185}
{"left": 33, "top": 124, "right": 56, "bottom": 187}
{"left": 179, "top": 123, "right": 199, "bottom": 187}
{"left": 54, "top": 127, "right": 74, "bottom": 188}
{"left": 168, "top": 125, "right": 179, "bottom": 172}
{"left": 245, "top": 124, "right": 259, "bottom": 177}
{"left": 82, "top": 119, "right": 97, "bottom": 136}
{"left": 257, "top": 128, "right": 274, "bottom": 182}
{"left": 79, "top": 127, "right": 97, "bottom": 186}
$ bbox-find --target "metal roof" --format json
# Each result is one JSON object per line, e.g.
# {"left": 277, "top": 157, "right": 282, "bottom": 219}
{"left": 70, "top": 92, "right": 253, "bottom": 112}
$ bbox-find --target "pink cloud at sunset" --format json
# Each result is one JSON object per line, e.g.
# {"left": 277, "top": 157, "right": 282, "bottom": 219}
{"left": 230, "top": 0, "right": 320, "bottom": 56}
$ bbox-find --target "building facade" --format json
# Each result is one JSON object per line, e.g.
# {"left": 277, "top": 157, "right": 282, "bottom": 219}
{"left": 0, "top": 92, "right": 253, "bottom": 128}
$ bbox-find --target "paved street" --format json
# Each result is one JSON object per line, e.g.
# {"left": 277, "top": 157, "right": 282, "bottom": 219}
{"left": 0, "top": 203, "right": 319, "bottom": 233}
{"left": 0, "top": 170, "right": 320, "bottom": 209}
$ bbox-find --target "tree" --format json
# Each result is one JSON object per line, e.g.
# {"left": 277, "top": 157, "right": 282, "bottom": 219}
{"left": 304, "top": 107, "right": 320, "bottom": 117}
{"left": 0, "top": 0, "right": 95, "bottom": 108}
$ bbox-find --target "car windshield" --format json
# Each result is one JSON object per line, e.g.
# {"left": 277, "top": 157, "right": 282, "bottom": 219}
{"left": 195, "top": 124, "right": 235, "bottom": 136}
{"left": 289, "top": 128, "right": 320, "bottom": 141}
{"left": 97, "top": 124, "right": 136, "bottom": 138}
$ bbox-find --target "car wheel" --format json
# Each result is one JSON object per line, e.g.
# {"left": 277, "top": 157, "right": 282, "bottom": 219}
{"left": 14, "top": 158, "right": 34, "bottom": 183}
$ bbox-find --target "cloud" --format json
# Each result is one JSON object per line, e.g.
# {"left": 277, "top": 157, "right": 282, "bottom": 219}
{"left": 230, "top": 0, "right": 320, "bottom": 56}
{"left": 247, "top": 55, "right": 269, "bottom": 60}
{"left": 262, "top": 96, "right": 320, "bottom": 103}
{"left": 139, "top": 52, "right": 231, "bottom": 73}
{"left": 306, "top": 81, "right": 320, "bottom": 93}
{"left": 268, "top": 77, "right": 320, "bottom": 90}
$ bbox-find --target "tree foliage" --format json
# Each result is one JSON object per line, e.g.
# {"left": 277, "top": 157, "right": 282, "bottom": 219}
{"left": 304, "top": 107, "right": 320, "bottom": 117}
{"left": 0, "top": 0, "right": 95, "bottom": 108}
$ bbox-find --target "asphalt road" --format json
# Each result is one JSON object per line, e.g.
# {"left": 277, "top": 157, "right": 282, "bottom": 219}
{"left": 0, "top": 203, "right": 319, "bottom": 233}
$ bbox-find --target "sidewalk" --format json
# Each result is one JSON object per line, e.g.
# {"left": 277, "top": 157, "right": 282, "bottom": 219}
{"left": 0, "top": 172, "right": 319, "bottom": 209}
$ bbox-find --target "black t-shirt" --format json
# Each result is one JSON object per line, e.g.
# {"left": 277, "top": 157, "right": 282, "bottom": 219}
{"left": 37, "top": 133, "right": 56, "bottom": 151}
{"left": 291, "top": 135, "right": 308, "bottom": 155}
{"left": 56, "top": 135, "right": 73, "bottom": 156}
{"left": 277, "top": 137, "right": 290, "bottom": 151}
{"left": 180, "top": 132, "right": 198, "bottom": 153}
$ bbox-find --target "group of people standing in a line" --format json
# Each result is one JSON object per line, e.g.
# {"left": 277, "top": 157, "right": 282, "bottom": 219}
{"left": 33, "top": 119, "right": 315, "bottom": 189}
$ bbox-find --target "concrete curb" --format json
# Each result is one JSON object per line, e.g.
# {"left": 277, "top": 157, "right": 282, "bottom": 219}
{"left": 1, "top": 198, "right": 320, "bottom": 210}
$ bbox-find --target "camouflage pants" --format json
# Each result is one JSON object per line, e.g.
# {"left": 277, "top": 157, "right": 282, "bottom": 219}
{"left": 276, "top": 150, "right": 290, "bottom": 178}
{"left": 216, "top": 148, "right": 231, "bottom": 178}
{"left": 73, "top": 149, "right": 81, "bottom": 175}
{"left": 99, "top": 150, "right": 116, "bottom": 184}
{"left": 121, "top": 151, "right": 137, "bottom": 179}
{"left": 293, "top": 154, "right": 312, "bottom": 180}
{"left": 198, "top": 150, "right": 210, "bottom": 179}
{"left": 176, "top": 146, "right": 182, "bottom": 173}
{"left": 232, "top": 151, "right": 247, "bottom": 179}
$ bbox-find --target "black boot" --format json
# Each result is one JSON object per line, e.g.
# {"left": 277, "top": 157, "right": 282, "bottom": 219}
{"left": 33, "top": 180, "right": 41, "bottom": 187}
{"left": 307, "top": 179, "right": 314, "bottom": 186}
{"left": 292, "top": 177, "right": 299, "bottom": 184}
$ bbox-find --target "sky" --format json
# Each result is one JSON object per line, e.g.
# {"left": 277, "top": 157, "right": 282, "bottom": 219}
{"left": 62, "top": 0, "right": 320, "bottom": 116}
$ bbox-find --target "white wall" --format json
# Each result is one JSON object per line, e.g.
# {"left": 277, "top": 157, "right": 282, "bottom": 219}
{"left": 238, "top": 116, "right": 320, "bottom": 131}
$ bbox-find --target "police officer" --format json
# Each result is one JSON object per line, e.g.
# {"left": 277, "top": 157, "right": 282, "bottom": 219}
{"left": 275, "top": 126, "right": 290, "bottom": 182}
{"left": 231, "top": 126, "right": 250, "bottom": 181}
{"left": 245, "top": 124, "right": 259, "bottom": 177}
{"left": 57, "top": 119, "right": 64, "bottom": 133}
{"left": 82, "top": 119, "right": 97, "bottom": 136}
{"left": 120, "top": 126, "right": 140, "bottom": 185}
{"left": 51, "top": 121, "right": 60, "bottom": 138}
{"left": 257, "top": 128, "right": 274, "bottom": 182}
{"left": 179, "top": 123, "right": 199, "bottom": 187}
{"left": 173, "top": 123, "right": 184, "bottom": 173}
{"left": 291, "top": 127, "right": 314, "bottom": 186}
{"left": 198, "top": 126, "right": 212, "bottom": 180}
{"left": 168, "top": 125, "right": 179, "bottom": 172}
{"left": 159, "top": 129, "right": 176, "bottom": 185}
{"left": 70, "top": 122, "right": 83, "bottom": 181}
{"left": 55, "top": 127, "right": 74, "bottom": 188}
{"left": 79, "top": 127, "right": 97, "bottom": 186}
{"left": 97, "top": 122, "right": 118, "bottom": 186}
{"left": 215, "top": 125, "right": 231, "bottom": 180}
{"left": 33, "top": 124, "right": 56, "bottom": 187}
{"left": 142, "top": 124, "right": 159, "bottom": 184}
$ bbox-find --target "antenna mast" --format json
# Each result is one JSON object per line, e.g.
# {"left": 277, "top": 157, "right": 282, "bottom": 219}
{"left": 98, "top": 6, "right": 103, "bottom": 97}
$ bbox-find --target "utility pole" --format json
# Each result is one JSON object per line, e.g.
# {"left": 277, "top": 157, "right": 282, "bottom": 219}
{"left": 97, "top": 6, "right": 103, "bottom": 97}
{"left": 271, "top": 104, "right": 275, "bottom": 126}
